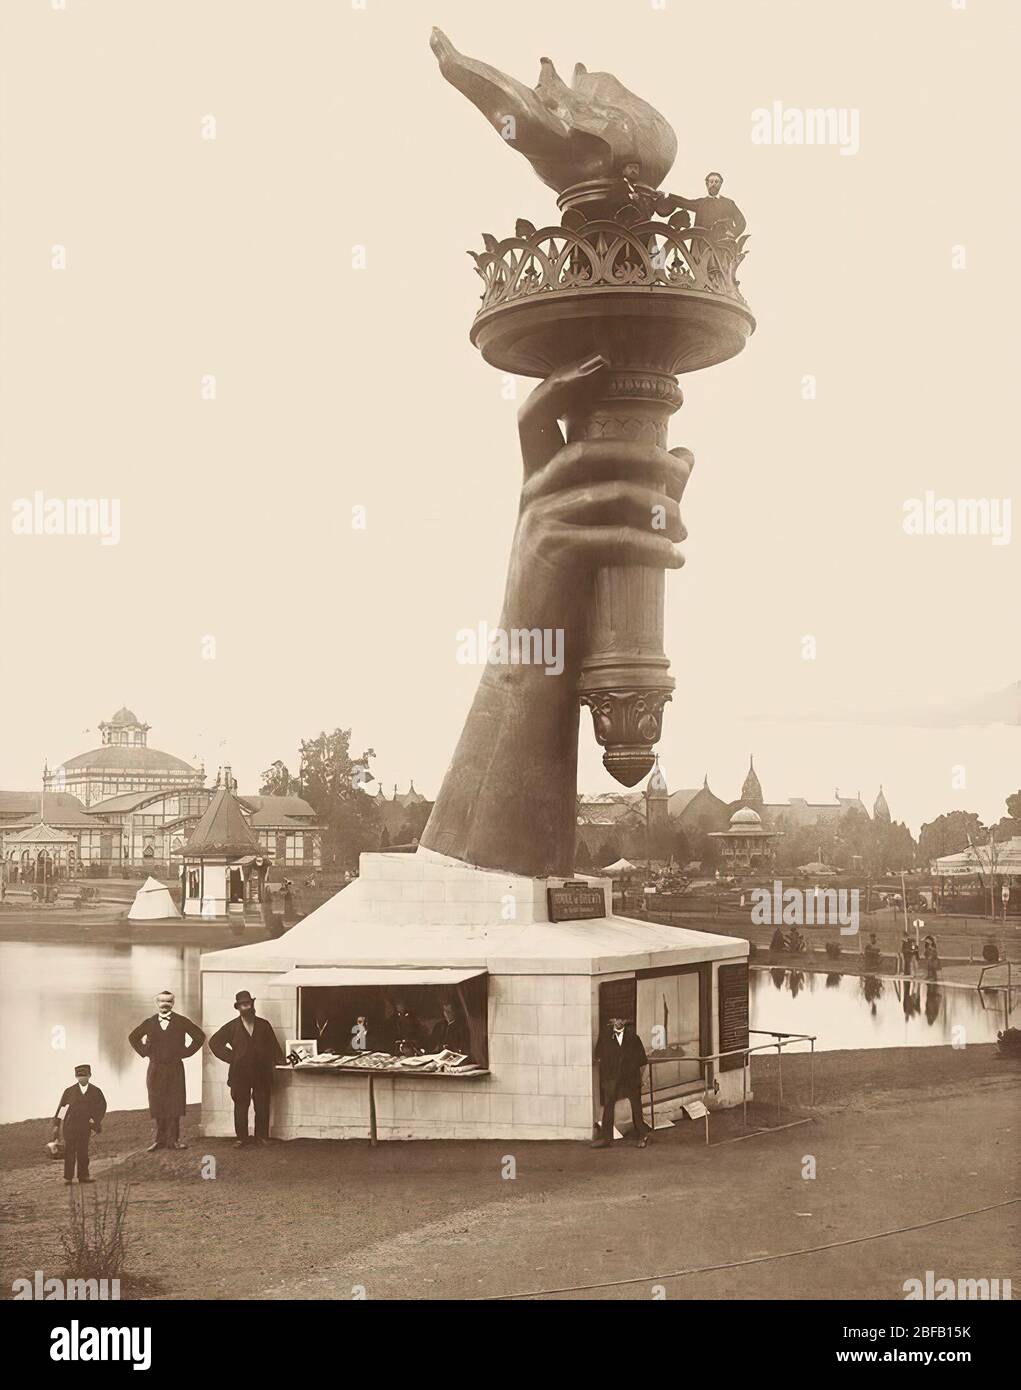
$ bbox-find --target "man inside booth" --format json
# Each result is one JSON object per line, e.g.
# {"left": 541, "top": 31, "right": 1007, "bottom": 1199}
{"left": 385, "top": 996, "right": 423, "bottom": 1055}
{"left": 430, "top": 998, "right": 470, "bottom": 1058}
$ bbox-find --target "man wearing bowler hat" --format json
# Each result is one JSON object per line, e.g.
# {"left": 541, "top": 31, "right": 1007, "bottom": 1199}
{"left": 209, "top": 990, "right": 283, "bottom": 1147}
{"left": 52, "top": 1064, "right": 107, "bottom": 1183}
{"left": 128, "top": 989, "right": 205, "bottom": 1152}
{"left": 592, "top": 1014, "right": 652, "bottom": 1149}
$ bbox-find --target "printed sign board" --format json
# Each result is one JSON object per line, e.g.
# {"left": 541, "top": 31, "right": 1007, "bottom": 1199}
{"left": 547, "top": 883, "right": 605, "bottom": 921}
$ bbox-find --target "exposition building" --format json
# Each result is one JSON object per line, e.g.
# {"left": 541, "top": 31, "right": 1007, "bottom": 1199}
{"left": 1, "top": 707, "right": 322, "bottom": 882}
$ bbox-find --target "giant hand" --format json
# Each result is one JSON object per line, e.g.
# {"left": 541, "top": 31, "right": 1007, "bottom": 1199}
{"left": 421, "top": 356, "right": 693, "bottom": 879}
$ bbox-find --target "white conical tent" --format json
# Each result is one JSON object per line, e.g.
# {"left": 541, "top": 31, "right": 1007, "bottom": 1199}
{"left": 128, "top": 876, "right": 181, "bottom": 921}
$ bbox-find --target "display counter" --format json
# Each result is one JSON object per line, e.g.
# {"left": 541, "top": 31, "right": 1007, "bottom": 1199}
{"left": 275, "top": 1059, "right": 490, "bottom": 1144}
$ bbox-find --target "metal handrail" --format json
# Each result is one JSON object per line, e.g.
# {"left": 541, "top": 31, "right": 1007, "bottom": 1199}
{"left": 977, "top": 961, "right": 1013, "bottom": 993}
{"left": 645, "top": 1030, "right": 817, "bottom": 1144}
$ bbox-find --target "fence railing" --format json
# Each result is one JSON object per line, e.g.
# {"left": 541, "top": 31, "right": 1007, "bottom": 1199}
{"left": 645, "top": 1029, "right": 817, "bottom": 1144}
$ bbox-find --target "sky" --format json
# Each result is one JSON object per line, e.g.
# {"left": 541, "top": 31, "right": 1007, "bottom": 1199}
{"left": 0, "top": 0, "right": 1017, "bottom": 835}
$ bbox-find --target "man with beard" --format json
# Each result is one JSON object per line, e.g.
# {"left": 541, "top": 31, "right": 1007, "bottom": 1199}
{"left": 128, "top": 990, "right": 205, "bottom": 1151}
{"left": 655, "top": 171, "right": 746, "bottom": 238}
{"left": 209, "top": 990, "right": 284, "bottom": 1146}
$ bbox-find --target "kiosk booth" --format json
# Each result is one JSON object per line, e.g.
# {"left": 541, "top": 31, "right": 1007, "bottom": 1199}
{"left": 199, "top": 847, "right": 751, "bottom": 1141}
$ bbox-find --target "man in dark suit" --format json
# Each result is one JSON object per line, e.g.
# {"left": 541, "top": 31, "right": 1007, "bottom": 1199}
{"left": 53, "top": 1064, "right": 107, "bottom": 1183}
{"left": 209, "top": 990, "right": 284, "bottom": 1146}
{"left": 593, "top": 1015, "right": 651, "bottom": 1149}
{"left": 385, "top": 997, "right": 422, "bottom": 1055}
{"left": 128, "top": 989, "right": 205, "bottom": 1152}
{"left": 429, "top": 999, "right": 470, "bottom": 1058}
{"left": 655, "top": 171, "right": 747, "bottom": 238}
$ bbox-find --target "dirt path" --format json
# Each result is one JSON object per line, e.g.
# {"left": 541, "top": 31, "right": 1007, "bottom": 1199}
{"left": 2, "top": 1047, "right": 1017, "bottom": 1301}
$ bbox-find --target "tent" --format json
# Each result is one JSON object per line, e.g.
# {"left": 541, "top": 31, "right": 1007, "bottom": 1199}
{"left": 128, "top": 875, "right": 181, "bottom": 921}
{"left": 931, "top": 837, "right": 1021, "bottom": 878}
{"left": 601, "top": 857, "right": 638, "bottom": 873}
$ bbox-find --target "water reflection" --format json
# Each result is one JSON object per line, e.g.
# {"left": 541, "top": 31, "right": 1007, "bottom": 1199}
{"left": 0, "top": 942, "right": 203, "bottom": 1123}
{"left": 2, "top": 944, "right": 1017, "bottom": 1122}
{"left": 752, "top": 967, "right": 1016, "bottom": 1051}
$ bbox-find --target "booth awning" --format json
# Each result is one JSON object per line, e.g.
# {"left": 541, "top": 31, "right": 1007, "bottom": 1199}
{"left": 278, "top": 967, "right": 487, "bottom": 988}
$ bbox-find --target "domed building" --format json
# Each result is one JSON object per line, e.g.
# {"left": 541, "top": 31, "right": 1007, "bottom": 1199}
{"left": 709, "top": 805, "right": 781, "bottom": 872}
{"left": 44, "top": 707, "right": 204, "bottom": 807}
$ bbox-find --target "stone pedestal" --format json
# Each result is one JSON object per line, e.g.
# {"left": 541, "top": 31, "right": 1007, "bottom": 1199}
{"left": 199, "top": 849, "right": 751, "bottom": 1142}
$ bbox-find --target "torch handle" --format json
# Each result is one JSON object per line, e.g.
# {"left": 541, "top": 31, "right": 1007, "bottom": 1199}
{"left": 566, "top": 369, "right": 682, "bottom": 786}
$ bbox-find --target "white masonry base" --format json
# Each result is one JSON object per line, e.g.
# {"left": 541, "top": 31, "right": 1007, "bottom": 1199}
{"left": 199, "top": 847, "right": 751, "bottom": 1142}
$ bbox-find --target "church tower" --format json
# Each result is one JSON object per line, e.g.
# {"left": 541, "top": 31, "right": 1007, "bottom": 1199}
{"left": 740, "top": 754, "right": 763, "bottom": 809}
{"left": 645, "top": 756, "right": 672, "bottom": 860}
{"left": 873, "top": 785, "right": 891, "bottom": 823}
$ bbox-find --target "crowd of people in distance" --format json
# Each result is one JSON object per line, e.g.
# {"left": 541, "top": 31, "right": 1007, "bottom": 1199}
{"left": 769, "top": 925, "right": 942, "bottom": 979}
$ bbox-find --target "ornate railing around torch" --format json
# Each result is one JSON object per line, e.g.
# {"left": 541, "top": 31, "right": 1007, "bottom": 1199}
{"left": 469, "top": 217, "right": 749, "bottom": 315}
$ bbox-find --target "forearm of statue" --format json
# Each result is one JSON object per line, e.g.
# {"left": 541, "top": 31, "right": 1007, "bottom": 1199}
{"left": 421, "top": 615, "right": 583, "bottom": 878}
{"left": 421, "top": 357, "right": 692, "bottom": 879}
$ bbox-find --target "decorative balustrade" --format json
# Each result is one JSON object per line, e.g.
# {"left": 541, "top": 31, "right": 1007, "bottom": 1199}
{"left": 469, "top": 215, "right": 749, "bottom": 317}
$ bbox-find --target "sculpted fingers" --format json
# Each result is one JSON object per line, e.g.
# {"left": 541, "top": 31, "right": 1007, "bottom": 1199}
{"left": 541, "top": 481, "right": 685, "bottom": 543}
{"left": 546, "top": 521, "right": 685, "bottom": 571}
{"left": 517, "top": 355, "right": 608, "bottom": 477}
{"left": 668, "top": 447, "right": 695, "bottom": 503}
{"left": 523, "top": 440, "right": 690, "bottom": 507}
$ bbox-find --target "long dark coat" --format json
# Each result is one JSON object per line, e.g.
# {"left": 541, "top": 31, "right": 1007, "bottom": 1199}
{"left": 595, "top": 1024, "right": 648, "bottom": 1099}
{"left": 208, "top": 1015, "right": 283, "bottom": 1086}
{"left": 128, "top": 1013, "right": 205, "bottom": 1119}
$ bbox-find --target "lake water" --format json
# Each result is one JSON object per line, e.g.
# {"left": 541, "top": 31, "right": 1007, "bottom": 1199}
{"left": 0, "top": 943, "right": 1016, "bottom": 1122}
{"left": 751, "top": 967, "right": 1017, "bottom": 1052}
{"left": 0, "top": 941, "right": 205, "bottom": 1124}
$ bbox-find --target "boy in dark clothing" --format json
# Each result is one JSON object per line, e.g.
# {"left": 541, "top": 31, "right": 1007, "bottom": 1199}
{"left": 53, "top": 1064, "right": 107, "bottom": 1183}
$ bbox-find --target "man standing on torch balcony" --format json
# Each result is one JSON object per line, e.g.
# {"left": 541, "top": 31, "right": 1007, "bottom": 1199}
{"left": 593, "top": 1014, "right": 652, "bottom": 1149}
{"left": 209, "top": 990, "right": 284, "bottom": 1147}
{"left": 128, "top": 990, "right": 205, "bottom": 1152}
{"left": 655, "top": 171, "right": 746, "bottom": 239}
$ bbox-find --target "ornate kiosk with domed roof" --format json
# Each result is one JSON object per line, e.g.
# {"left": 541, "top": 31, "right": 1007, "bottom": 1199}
{"left": 710, "top": 806, "right": 781, "bottom": 873}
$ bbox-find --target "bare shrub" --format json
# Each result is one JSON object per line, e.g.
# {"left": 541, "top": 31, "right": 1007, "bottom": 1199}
{"left": 60, "top": 1181, "right": 133, "bottom": 1280}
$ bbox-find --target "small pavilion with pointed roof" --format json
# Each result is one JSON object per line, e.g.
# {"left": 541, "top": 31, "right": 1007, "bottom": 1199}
{"left": 4, "top": 821, "right": 77, "bottom": 885}
{"left": 174, "top": 769, "right": 271, "bottom": 919}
